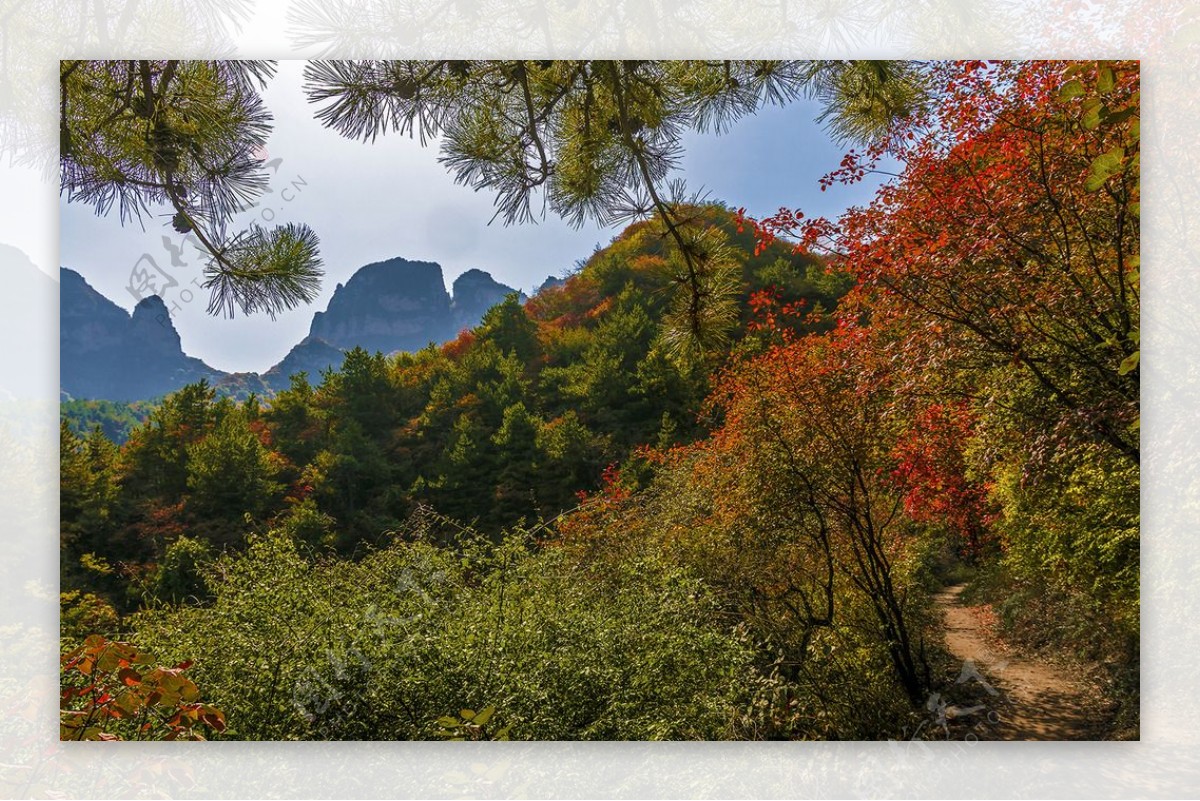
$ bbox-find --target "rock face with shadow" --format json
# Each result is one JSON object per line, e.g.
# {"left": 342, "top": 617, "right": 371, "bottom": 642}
{"left": 310, "top": 257, "right": 459, "bottom": 354}
{"left": 451, "top": 268, "right": 525, "bottom": 332}
{"left": 266, "top": 258, "right": 522, "bottom": 391}
{"left": 260, "top": 335, "right": 348, "bottom": 392}
{"left": 60, "top": 267, "right": 226, "bottom": 401}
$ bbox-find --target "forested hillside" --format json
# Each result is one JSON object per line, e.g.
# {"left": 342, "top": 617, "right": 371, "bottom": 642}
{"left": 60, "top": 59, "right": 1137, "bottom": 742}
{"left": 60, "top": 398, "right": 157, "bottom": 445}
{"left": 61, "top": 204, "right": 836, "bottom": 581}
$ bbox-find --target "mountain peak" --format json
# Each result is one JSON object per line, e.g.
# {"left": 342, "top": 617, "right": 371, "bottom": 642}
{"left": 345, "top": 257, "right": 446, "bottom": 296}
{"left": 452, "top": 267, "right": 494, "bottom": 285}
{"left": 308, "top": 257, "right": 519, "bottom": 356}
{"left": 62, "top": 256, "right": 525, "bottom": 402}
{"left": 260, "top": 335, "right": 346, "bottom": 391}
{"left": 60, "top": 271, "right": 222, "bottom": 401}
{"left": 309, "top": 257, "right": 454, "bottom": 353}
{"left": 130, "top": 294, "right": 183, "bottom": 354}
{"left": 131, "top": 293, "right": 171, "bottom": 325}
{"left": 451, "top": 268, "right": 522, "bottom": 330}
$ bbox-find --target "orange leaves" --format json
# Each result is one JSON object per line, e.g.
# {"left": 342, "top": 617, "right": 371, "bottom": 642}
{"left": 629, "top": 253, "right": 668, "bottom": 275}
{"left": 747, "top": 287, "right": 779, "bottom": 316}
{"left": 746, "top": 287, "right": 811, "bottom": 338}
{"left": 524, "top": 271, "right": 601, "bottom": 329}
{"left": 924, "top": 230, "right": 951, "bottom": 255}
{"left": 571, "top": 462, "right": 630, "bottom": 507}
{"left": 60, "top": 635, "right": 225, "bottom": 741}
{"left": 585, "top": 296, "right": 614, "bottom": 320}
{"left": 441, "top": 328, "right": 476, "bottom": 360}
{"left": 710, "top": 325, "right": 889, "bottom": 486}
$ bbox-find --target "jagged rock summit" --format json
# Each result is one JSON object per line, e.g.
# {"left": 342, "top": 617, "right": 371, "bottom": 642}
{"left": 261, "top": 336, "right": 347, "bottom": 391}
{"left": 451, "top": 268, "right": 526, "bottom": 331}
{"left": 61, "top": 257, "right": 524, "bottom": 401}
{"left": 309, "top": 257, "right": 457, "bottom": 354}
{"left": 60, "top": 268, "right": 226, "bottom": 401}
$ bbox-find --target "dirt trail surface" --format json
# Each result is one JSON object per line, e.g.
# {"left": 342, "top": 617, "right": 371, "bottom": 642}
{"left": 935, "top": 583, "right": 1102, "bottom": 740}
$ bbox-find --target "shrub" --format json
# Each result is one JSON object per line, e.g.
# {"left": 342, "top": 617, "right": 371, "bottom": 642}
{"left": 60, "top": 635, "right": 226, "bottom": 741}
{"left": 131, "top": 526, "right": 757, "bottom": 740}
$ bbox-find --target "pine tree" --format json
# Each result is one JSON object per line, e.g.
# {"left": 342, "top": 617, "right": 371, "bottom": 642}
{"left": 304, "top": 60, "right": 923, "bottom": 357}
{"left": 60, "top": 60, "right": 322, "bottom": 318}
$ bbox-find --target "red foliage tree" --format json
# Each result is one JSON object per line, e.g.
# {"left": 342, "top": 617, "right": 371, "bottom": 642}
{"left": 891, "top": 401, "right": 994, "bottom": 560}
{"left": 701, "top": 323, "right": 930, "bottom": 702}
{"left": 750, "top": 61, "right": 1140, "bottom": 468}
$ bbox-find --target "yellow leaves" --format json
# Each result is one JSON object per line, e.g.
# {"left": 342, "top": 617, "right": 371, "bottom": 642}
{"left": 1058, "top": 79, "right": 1085, "bottom": 101}
{"left": 79, "top": 552, "right": 114, "bottom": 575}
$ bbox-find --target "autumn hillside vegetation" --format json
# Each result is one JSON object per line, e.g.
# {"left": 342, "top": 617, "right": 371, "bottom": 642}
{"left": 61, "top": 60, "right": 1137, "bottom": 741}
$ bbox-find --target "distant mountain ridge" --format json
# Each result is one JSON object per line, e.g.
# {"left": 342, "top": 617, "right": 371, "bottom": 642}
{"left": 60, "top": 257, "right": 522, "bottom": 402}
{"left": 60, "top": 269, "right": 224, "bottom": 401}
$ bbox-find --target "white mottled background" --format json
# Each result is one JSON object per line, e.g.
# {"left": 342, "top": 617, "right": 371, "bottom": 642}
{"left": 0, "top": 0, "right": 1194, "bottom": 796}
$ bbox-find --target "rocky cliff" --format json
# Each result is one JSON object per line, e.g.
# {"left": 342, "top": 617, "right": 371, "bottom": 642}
{"left": 309, "top": 257, "right": 457, "bottom": 354}
{"left": 451, "top": 268, "right": 525, "bottom": 332}
{"left": 260, "top": 336, "right": 347, "bottom": 391}
{"left": 60, "top": 268, "right": 226, "bottom": 401}
{"left": 62, "top": 257, "right": 523, "bottom": 401}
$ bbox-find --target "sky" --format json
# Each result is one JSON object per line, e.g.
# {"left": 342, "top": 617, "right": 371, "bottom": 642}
{"left": 59, "top": 60, "right": 891, "bottom": 374}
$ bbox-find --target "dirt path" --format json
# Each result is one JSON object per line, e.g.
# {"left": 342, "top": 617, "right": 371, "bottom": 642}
{"left": 934, "top": 583, "right": 1103, "bottom": 740}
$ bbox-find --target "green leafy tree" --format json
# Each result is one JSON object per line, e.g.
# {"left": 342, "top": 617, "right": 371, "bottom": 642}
{"left": 476, "top": 294, "right": 541, "bottom": 363}
{"left": 302, "top": 420, "right": 398, "bottom": 547}
{"left": 320, "top": 347, "right": 401, "bottom": 433}
{"left": 61, "top": 422, "right": 123, "bottom": 591}
{"left": 185, "top": 410, "right": 282, "bottom": 543}
{"left": 535, "top": 411, "right": 602, "bottom": 509}
{"left": 60, "top": 398, "right": 157, "bottom": 445}
{"left": 265, "top": 372, "right": 325, "bottom": 468}
{"left": 151, "top": 535, "right": 215, "bottom": 605}
{"left": 490, "top": 402, "right": 543, "bottom": 524}
{"left": 122, "top": 380, "right": 221, "bottom": 501}
{"left": 430, "top": 412, "right": 496, "bottom": 527}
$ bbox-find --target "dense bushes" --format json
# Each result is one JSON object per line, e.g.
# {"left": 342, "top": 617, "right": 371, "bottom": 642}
{"left": 130, "top": 509, "right": 939, "bottom": 740}
{"left": 131, "top": 522, "right": 761, "bottom": 740}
